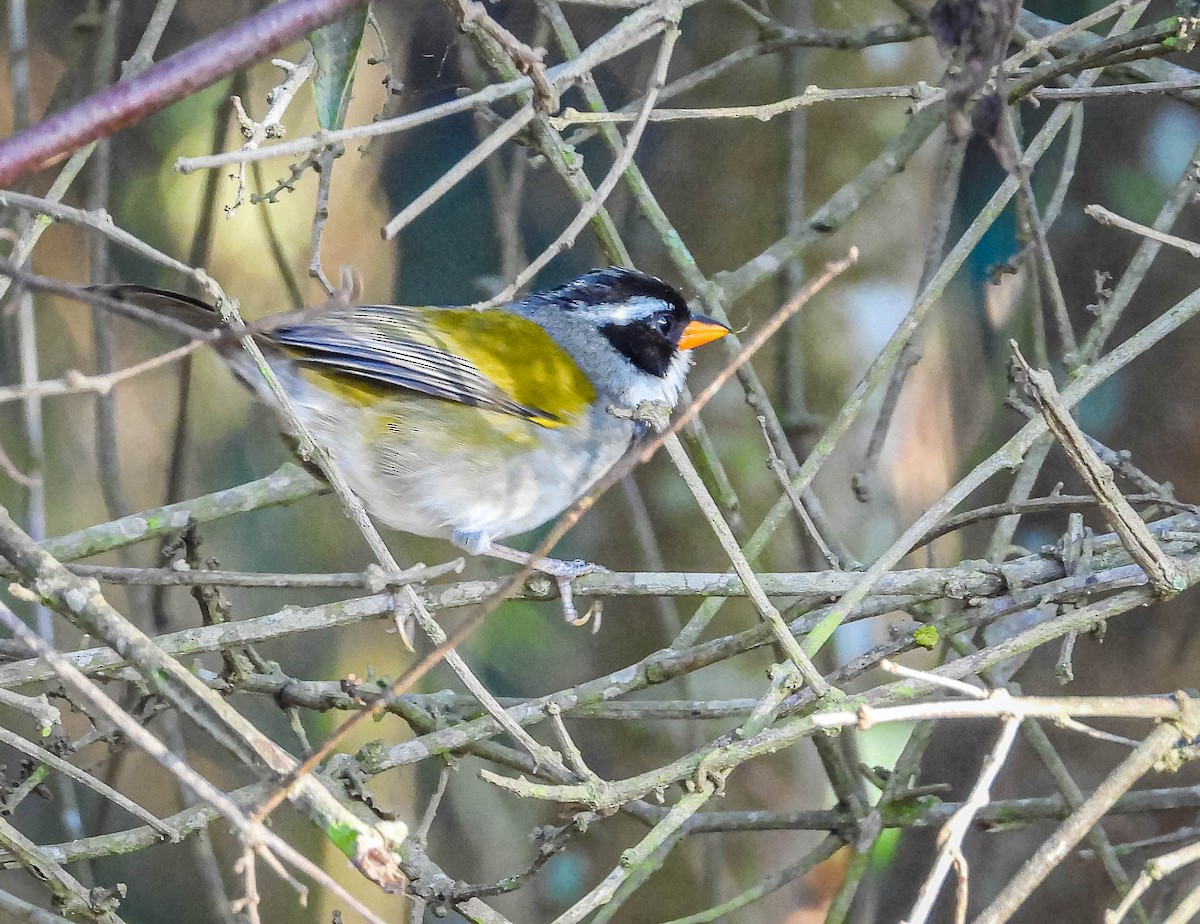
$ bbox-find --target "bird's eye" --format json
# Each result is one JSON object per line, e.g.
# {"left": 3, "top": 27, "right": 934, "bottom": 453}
{"left": 653, "top": 314, "right": 672, "bottom": 335}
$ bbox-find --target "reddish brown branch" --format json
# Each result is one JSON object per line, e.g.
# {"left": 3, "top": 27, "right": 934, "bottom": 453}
{"left": 0, "top": 0, "right": 370, "bottom": 185}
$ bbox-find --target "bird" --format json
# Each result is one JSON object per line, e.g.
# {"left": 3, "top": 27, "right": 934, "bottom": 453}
{"left": 94, "top": 268, "right": 731, "bottom": 633}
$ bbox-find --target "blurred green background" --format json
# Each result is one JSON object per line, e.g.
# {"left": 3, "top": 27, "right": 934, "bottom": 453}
{"left": 4, "top": 1, "right": 1200, "bottom": 921}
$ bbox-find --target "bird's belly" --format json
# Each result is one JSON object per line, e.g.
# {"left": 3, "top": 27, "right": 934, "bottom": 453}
{"left": 296, "top": 392, "right": 632, "bottom": 543}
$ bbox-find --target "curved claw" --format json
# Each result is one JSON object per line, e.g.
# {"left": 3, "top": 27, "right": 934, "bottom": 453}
{"left": 393, "top": 611, "right": 416, "bottom": 651}
{"left": 539, "top": 560, "right": 603, "bottom": 627}
{"left": 557, "top": 576, "right": 589, "bottom": 627}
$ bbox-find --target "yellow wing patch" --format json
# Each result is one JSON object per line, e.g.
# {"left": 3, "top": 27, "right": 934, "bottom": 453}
{"left": 276, "top": 306, "right": 596, "bottom": 428}
{"left": 424, "top": 309, "right": 596, "bottom": 426}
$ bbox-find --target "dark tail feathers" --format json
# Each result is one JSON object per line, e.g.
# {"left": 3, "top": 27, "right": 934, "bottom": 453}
{"left": 88, "top": 284, "right": 225, "bottom": 337}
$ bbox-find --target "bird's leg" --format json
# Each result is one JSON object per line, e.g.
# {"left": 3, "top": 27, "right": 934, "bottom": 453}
{"left": 452, "top": 530, "right": 602, "bottom": 626}
{"left": 489, "top": 544, "right": 602, "bottom": 627}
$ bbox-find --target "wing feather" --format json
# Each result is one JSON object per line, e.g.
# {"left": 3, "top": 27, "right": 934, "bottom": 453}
{"left": 268, "top": 308, "right": 561, "bottom": 424}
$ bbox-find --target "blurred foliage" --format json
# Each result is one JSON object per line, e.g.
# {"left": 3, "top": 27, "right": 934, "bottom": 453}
{"left": 3, "top": 0, "right": 1200, "bottom": 922}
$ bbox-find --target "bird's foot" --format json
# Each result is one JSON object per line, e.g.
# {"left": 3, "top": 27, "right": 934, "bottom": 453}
{"left": 457, "top": 533, "right": 605, "bottom": 628}
{"left": 532, "top": 557, "right": 603, "bottom": 581}
{"left": 527, "top": 556, "right": 605, "bottom": 629}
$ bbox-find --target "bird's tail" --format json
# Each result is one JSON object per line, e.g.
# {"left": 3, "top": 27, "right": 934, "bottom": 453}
{"left": 87, "top": 283, "right": 286, "bottom": 402}
{"left": 88, "top": 283, "right": 227, "bottom": 339}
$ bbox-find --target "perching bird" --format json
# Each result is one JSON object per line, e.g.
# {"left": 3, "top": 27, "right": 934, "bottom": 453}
{"left": 95, "top": 268, "right": 730, "bottom": 631}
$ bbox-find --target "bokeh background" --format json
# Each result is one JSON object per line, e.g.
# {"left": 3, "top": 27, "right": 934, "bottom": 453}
{"left": 3, "top": 0, "right": 1200, "bottom": 921}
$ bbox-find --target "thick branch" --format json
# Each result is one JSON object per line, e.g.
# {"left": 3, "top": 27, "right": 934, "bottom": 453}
{"left": 0, "top": 0, "right": 372, "bottom": 183}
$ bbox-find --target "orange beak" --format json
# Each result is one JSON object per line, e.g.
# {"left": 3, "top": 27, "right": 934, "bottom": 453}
{"left": 678, "top": 314, "right": 731, "bottom": 351}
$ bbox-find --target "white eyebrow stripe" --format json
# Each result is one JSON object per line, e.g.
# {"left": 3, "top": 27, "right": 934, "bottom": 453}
{"left": 590, "top": 295, "right": 668, "bottom": 324}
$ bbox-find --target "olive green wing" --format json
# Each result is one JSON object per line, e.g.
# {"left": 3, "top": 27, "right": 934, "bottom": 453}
{"left": 268, "top": 305, "right": 595, "bottom": 427}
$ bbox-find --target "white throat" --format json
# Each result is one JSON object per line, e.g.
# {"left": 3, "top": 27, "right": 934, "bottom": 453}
{"left": 617, "top": 349, "right": 692, "bottom": 408}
